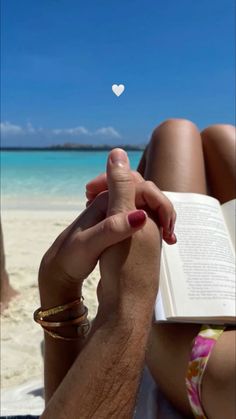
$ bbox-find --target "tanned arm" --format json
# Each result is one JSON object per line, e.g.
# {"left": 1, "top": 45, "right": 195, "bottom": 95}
{"left": 40, "top": 149, "right": 164, "bottom": 418}
{"left": 41, "top": 298, "right": 154, "bottom": 419}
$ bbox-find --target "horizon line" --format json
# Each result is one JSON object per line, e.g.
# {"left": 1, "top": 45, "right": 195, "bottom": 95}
{"left": 0, "top": 144, "right": 146, "bottom": 151}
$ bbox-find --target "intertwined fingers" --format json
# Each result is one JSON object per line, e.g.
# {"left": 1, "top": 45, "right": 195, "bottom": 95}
{"left": 86, "top": 170, "right": 177, "bottom": 244}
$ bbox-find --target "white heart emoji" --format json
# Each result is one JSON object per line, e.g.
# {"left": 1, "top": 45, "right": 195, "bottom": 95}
{"left": 112, "top": 84, "right": 125, "bottom": 97}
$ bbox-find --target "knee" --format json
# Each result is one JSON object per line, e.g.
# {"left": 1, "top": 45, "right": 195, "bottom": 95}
{"left": 151, "top": 118, "right": 198, "bottom": 145}
{"left": 201, "top": 124, "right": 236, "bottom": 148}
{"left": 153, "top": 118, "right": 197, "bottom": 133}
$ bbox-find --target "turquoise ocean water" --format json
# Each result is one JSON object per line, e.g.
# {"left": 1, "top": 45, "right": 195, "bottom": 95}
{"left": 1, "top": 151, "right": 142, "bottom": 210}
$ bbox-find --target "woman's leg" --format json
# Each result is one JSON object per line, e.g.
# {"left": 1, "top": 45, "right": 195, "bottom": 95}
{"left": 201, "top": 124, "right": 236, "bottom": 203}
{"left": 137, "top": 119, "right": 235, "bottom": 418}
{"left": 142, "top": 119, "right": 207, "bottom": 193}
{"left": 138, "top": 119, "right": 207, "bottom": 416}
{"left": 200, "top": 124, "right": 236, "bottom": 419}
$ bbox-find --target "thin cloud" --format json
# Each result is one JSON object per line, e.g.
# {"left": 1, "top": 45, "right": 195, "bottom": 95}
{"left": 26, "top": 122, "right": 36, "bottom": 134}
{"left": 95, "top": 127, "right": 121, "bottom": 138}
{"left": 1, "top": 121, "right": 121, "bottom": 139}
{"left": 0, "top": 122, "right": 24, "bottom": 135}
{"left": 52, "top": 126, "right": 89, "bottom": 136}
{"left": 53, "top": 126, "right": 121, "bottom": 138}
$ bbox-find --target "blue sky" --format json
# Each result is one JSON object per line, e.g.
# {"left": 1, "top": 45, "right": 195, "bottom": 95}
{"left": 1, "top": 0, "right": 235, "bottom": 147}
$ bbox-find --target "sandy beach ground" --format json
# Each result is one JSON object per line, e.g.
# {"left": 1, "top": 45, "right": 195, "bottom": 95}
{"left": 1, "top": 209, "right": 100, "bottom": 389}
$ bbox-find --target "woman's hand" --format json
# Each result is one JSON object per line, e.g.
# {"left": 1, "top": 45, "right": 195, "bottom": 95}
{"left": 39, "top": 191, "right": 147, "bottom": 308}
{"left": 86, "top": 170, "right": 177, "bottom": 245}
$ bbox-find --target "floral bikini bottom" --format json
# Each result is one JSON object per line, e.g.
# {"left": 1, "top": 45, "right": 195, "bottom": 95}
{"left": 186, "top": 324, "right": 225, "bottom": 419}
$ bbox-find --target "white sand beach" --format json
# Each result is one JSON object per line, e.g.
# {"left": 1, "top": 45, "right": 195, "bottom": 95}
{"left": 0, "top": 197, "right": 183, "bottom": 419}
{"left": 1, "top": 209, "right": 100, "bottom": 389}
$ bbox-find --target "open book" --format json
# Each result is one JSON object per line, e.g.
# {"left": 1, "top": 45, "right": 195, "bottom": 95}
{"left": 155, "top": 192, "right": 236, "bottom": 325}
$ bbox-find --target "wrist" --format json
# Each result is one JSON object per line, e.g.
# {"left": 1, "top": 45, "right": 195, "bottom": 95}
{"left": 39, "top": 270, "right": 82, "bottom": 311}
{"left": 96, "top": 293, "right": 154, "bottom": 331}
{"left": 98, "top": 283, "right": 156, "bottom": 320}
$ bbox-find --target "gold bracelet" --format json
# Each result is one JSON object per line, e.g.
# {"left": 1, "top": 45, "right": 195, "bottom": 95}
{"left": 33, "top": 298, "right": 90, "bottom": 340}
{"left": 42, "top": 323, "right": 90, "bottom": 341}
{"left": 34, "top": 297, "right": 84, "bottom": 319}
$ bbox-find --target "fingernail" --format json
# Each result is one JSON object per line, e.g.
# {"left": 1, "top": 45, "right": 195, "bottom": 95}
{"left": 170, "top": 233, "right": 177, "bottom": 243}
{"left": 110, "top": 149, "right": 128, "bottom": 167}
{"left": 163, "top": 228, "right": 170, "bottom": 238}
{"left": 86, "top": 200, "right": 92, "bottom": 207}
{"left": 86, "top": 190, "right": 93, "bottom": 199}
{"left": 128, "top": 210, "right": 147, "bottom": 228}
{"left": 169, "top": 219, "right": 176, "bottom": 235}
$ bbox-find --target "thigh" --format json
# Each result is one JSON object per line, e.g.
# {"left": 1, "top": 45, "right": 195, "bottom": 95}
{"left": 202, "top": 329, "right": 236, "bottom": 419}
{"left": 201, "top": 125, "right": 236, "bottom": 414}
{"left": 140, "top": 120, "right": 235, "bottom": 417}
{"left": 143, "top": 119, "right": 207, "bottom": 194}
{"left": 201, "top": 124, "right": 236, "bottom": 203}
{"left": 146, "top": 323, "right": 200, "bottom": 416}
{"left": 139, "top": 119, "right": 207, "bottom": 415}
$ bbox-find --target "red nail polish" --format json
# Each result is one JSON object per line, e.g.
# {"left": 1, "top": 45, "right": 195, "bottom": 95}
{"left": 171, "top": 233, "right": 177, "bottom": 243}
{"left": 169, "top": 218, "right": 176, "bottom": 235}
{"left": 128, "top": 210, "right": 146, "bottom": 228}
{"left": 86, "top": 200, "right": 92, "bottom": 207}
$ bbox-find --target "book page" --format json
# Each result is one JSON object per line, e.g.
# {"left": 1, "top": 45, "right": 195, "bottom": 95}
{"left": 154, "top": 255, "right": 174, "bottom": 321}
{"left": 154, "top": 290, "right": 166, "bottom": 321}
{"left": 222, "top": 199, "right": 236, "bottom": 250}
{"left": 162, "top": 192, "right": 236, "bottom": 319}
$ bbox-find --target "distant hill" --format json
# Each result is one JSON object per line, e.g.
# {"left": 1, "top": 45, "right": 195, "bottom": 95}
{"left": 0, "top": 143, "right": 146, "bottom": 151}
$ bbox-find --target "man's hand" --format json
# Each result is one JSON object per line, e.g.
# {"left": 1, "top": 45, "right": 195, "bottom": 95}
{"left": 98, "top": 149, "right": 162, "bottom": 315}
